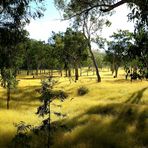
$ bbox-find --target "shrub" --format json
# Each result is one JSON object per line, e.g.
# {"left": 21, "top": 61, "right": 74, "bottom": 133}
{"left": 54, "top": 90, "right": 68, "bottom": 101}
{"left": 77, "top": 86, "right": 89, "bottom": 96}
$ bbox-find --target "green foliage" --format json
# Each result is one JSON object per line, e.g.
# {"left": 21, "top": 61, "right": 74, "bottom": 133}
{"left": 54, "top": 90, "right": 68, "bottom": 100}
{"left": 0, "top": 68, "right": 18, "bottom": 89}
{"left": 77, "top": 86, "right": 89, "bottom": 96}
{"left": 12, "top": 121, "right": 32, "bottom": 148}
{"left": 55, "top": 0, "right": 148, "bottom": 25}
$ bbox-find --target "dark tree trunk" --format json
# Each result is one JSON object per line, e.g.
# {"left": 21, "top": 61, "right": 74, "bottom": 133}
{"left": 75, "top": 66, "right": 79, "bottom": 82}
{"left": 114, "top": 64, "right": 119, "bottom": 78}
{"left": 68, "top": 69, "right": 71, "bottom": 77}
{"left": 88, "top": 42, "right": 101, "bottom": 82}
{"left": 27, "top": 69, "right": 30, "bottom": 75}
{"left": 7, "top": 83, "right": 10, "bottom": 109}
{"left": 111, "top": 63, "right": 115, "bottom": 75}
{"left": 60, "top": 70, "right": 62, "bottom": 77}
{"left": 65, "top": 69, "right": 68, "bottom": 77}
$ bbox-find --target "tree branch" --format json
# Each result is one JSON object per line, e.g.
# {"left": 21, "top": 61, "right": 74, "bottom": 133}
{"left": 64, "top": 0, "right": 128, "bottom": 19}
{"left": 100, "top": 0, "right": 127, "bottom": 12}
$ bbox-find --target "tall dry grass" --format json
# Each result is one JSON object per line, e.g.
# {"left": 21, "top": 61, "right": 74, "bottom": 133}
{"left": 0, "top": 68, "right": 147, "bottom": 147}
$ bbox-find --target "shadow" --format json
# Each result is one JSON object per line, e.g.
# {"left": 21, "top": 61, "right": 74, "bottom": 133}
{"left": 105, "top": 79, "right": 130, "bottom": 83}
{"left": 125, "top": 87, "right": 148, "bottom": 104}
{"left": 0, "top": 85, "right": 41, "bottom": 110}
{"left": 2, "top": 102, "right": 148, "bottom": 148}
{"left": 50, "top": 103, "right": 148, "bottom": 148}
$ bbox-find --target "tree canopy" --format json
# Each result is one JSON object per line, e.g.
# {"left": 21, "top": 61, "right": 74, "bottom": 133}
{"left": 55, "top": 0, "right": 148, "bottom": 25}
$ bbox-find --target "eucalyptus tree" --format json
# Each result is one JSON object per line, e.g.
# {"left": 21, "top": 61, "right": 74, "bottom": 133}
{"left": 55, "top": 1, "right": 111, "bottom": 82}
{"left": 64, "top": 28, "right": 88, "bottom": 81}
{"left": 54, "top": 0, "right": 148, "bottom": 25}
{"left": 0, "top": 0, "right": 45, "bottom": 109}
{"left": 0, "top": 29, "right": 28, "bottom": 109}
{"left": 132, "top": 24, "right": 148, "bottom": 69}
{"left": 106, "top": 30, "right": 133, "bottom": 77}
{"left": 48, "top": 31, "right": 65, "bottom": 75}
{"left": 48, "top": 29, "right": 88, "bottom": 80}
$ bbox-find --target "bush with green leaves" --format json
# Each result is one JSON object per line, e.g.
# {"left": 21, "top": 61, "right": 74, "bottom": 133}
{"left": 77, "top": 86, "right": 89, "bottom": 96}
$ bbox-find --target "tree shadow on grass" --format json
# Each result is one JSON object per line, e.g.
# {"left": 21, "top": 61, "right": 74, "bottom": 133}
{"left": 51, "top": 103, "right": 148, "bottom": 148}
{"left": 125, "top": 87, "right": 148, "bottom": 104}
{"left": 2, "top": 102, "right": 148, "bottom": 148}
{"left": 0, "top": 86, "right": 41, "bottom": 110}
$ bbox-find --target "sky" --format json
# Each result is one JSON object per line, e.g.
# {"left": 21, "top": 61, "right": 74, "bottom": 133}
{"left": 25, "top": 0, "right": 135, "bottom": 45}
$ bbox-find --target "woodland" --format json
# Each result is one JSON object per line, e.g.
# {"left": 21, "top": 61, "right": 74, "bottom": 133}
{"left": 0, "top": 0, "right": 148, "bottom": 148}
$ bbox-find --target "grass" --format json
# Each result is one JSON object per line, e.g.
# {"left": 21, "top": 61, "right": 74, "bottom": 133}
{"left": 0, "top": 68, "right": 148, "bottom": 148}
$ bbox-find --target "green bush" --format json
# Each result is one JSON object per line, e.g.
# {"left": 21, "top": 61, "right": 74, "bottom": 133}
{"left": 77, "top": 86, "right": 89, "bottom": 96}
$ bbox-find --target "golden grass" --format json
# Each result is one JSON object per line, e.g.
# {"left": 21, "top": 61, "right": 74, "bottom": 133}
{"left": 0, "top": 68, "right": 148, "bottom": 147}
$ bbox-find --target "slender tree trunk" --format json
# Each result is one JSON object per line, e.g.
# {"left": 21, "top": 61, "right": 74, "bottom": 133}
{"left": 47, "top": 100, "right": 51, "bottom": 148}
{"left": 68, "top": 69, "right": 71, "bottom": 77}
{"left": 27, "top": 69, "right": 30, "bottom": 75}
{"left": 7, "top": 83, "right": 10, "bottom": 110}
{"left": 114, "top": 64, "right": 119, "bottom": 78}
{"left": 65, "top": 69, "right": 68, "bottom": 77}
{"left": 88, "top": 42, "right": 101, "bottom": 82}
{"left": 75, "top": 66, "right": 79, "bottom": 82}
{"left": 111, "top": 63, "right": 115, "bottom": 75}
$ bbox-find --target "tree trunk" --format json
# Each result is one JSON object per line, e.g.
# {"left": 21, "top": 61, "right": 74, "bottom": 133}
{"left": 59, "top": 70, "right": 62, "bottom": 77}
{"left": 27, "top": 69, "right": 30, "bottom": 75}
{"left": 65, "top": 69, "right": 68, "bottom": 77}
{"left": 111, "top": 63, "right": 115, "bottom": 75}
{"left": 75, "top": 66, "right": 79, "bottom": 82}
{"left": 88, "top": 42, "right": 101, "bottom": 82}
{"left": 68, "top": 69, "right": 71, "bottom": 77}
{"left": 7, "top": 83, "right": 10, "bottom": 109}
{"left": 114, "top": 64, "right": 119, "bottom": 78}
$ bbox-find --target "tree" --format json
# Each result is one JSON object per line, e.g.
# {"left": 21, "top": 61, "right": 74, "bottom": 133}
{"left": 64, "top": 28, "right": 88, "bottom": 81}
{"left": 0, "top": 0, "right": 45, "bottom": 109}
{"left": 48, "top": 29, "right": 88, "bottom": 81}
{"left": 132, "top": 24, "right": 148, "bottom": 69}
{"left": 0, "top": 29, "right": 28, "bottom": 109}
{"left": 54, "top": 0, "right": 148, "bottom": 25}
{"left": 106, "top": 30, "right": 133, "bottom": 77}
{"left": 74, "top": 10, "right": 110, "bottom": 82}
{"left": 0, "top": 0, "right": 44, "bottom": 29}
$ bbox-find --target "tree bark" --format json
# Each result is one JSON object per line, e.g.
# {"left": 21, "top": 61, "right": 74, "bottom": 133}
{"left": 7, "top": 83, "right": 10, "bottom": 109}
{"left": 114, "top": 64, "right": 119, "bottom": 78}
{"left": 65, "top": 69, "right": 68, "bottom": 77}
{"left": 88, "top": 42, "right": 101, "bottom": 82}
{"left": 68, "top": 69, "right": 71, "bottom": 77}
{"left": 75, "top": 66, "right": 79, "bottom": 82}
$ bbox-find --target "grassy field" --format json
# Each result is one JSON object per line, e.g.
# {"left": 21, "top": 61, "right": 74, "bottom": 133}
{"left": 0, "top": 68, "right": 148, "bottom": 148}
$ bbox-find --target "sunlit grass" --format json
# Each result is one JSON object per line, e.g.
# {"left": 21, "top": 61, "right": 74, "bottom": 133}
{"left": 0, "top": 68, "right": 148, "bottom": 147}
